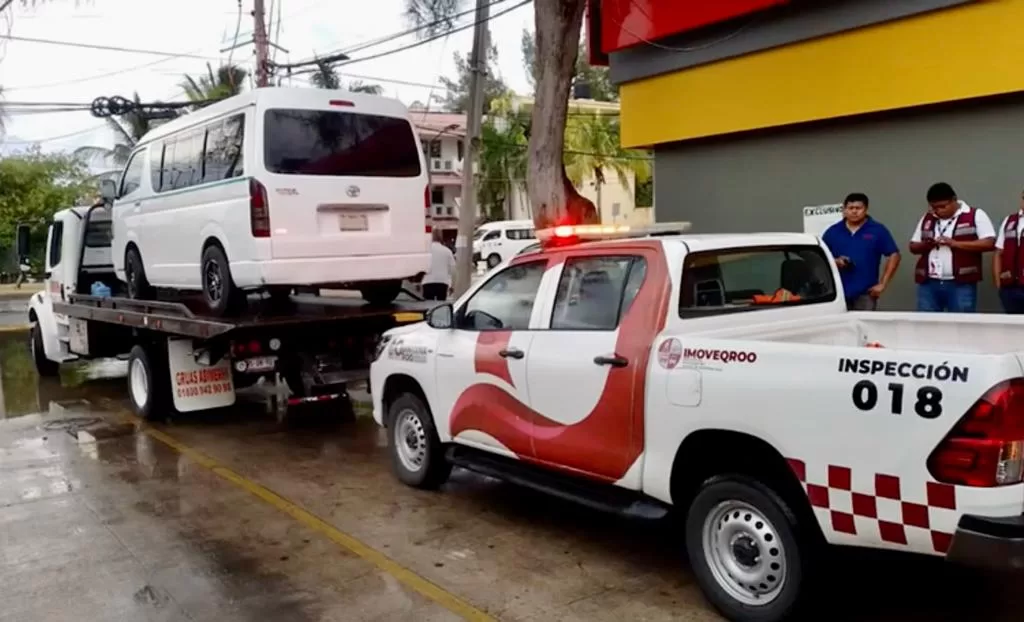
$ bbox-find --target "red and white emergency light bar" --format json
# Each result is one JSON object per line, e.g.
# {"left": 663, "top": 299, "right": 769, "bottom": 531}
{"left": 536, "top": 221, "right": 693, "bottom": 246}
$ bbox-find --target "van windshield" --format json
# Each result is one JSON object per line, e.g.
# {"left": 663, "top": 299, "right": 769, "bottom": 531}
{"left": 263, "top": 109, "right": 421, "bottom": 177}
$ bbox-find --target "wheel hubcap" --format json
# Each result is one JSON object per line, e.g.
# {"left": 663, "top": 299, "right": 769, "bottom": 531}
{"left": 394, "top": 409, "right": 427, "bottom": 472}
{"left": 702, "top": 500, "right": 787, "bottom": 606}
{"left": 204, "top": 259, "right": 223, "bottom": 303}
{"left": 130, "top": 358, "right": 149, "bottom": 408}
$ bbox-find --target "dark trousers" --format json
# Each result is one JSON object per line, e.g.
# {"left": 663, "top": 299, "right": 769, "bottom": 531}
{"left": 846, "top": 294, "right": 877, "bottom": 311}
{"left": 916, "top": 279, "right": 977, "bottom": 313}
{"left": 422, "top": 283, "right": 448, "bottom": 301}
{"left": 999, "top": 286, "right": 1024, "bottom": 314}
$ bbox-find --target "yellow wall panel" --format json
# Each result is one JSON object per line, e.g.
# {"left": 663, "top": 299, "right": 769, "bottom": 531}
{"left": 621, "top": 0, "right": 1024, "bottom": 148}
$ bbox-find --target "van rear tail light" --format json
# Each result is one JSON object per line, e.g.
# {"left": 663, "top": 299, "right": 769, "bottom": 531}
{"left": 250, "top": 178, "right": 271, "bottom": 238}
{"left": 424, "top": 185, "right": 432, "bottom": 234}
{"left": 928, "top": 379, "right": 1024, "bottom": 487}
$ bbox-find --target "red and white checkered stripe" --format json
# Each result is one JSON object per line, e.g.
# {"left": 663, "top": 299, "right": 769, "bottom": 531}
{"left": 786, "top": 458, "right": 956, "bottom": 554}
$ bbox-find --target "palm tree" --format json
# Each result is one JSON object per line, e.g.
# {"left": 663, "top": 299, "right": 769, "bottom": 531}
{"left": 181, "top": 63, "right": 248, "bottom": 107}
{"left": 477, "top": 95, "right": 530, "bottom": 220}
{"left": 309, "top": 61, "right": 384, "bottom": 94}
{"left": 564, "top": 113, "right": 651, "bottom": 212}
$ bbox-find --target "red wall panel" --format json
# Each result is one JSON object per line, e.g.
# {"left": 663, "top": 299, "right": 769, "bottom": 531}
{"left": 598, "top": 0, "right": 790, "bottom": 54}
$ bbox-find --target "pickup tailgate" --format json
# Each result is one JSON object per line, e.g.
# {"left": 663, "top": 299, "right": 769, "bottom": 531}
{"left": 645, "top": 336, "right": 1024, "bottom": 558}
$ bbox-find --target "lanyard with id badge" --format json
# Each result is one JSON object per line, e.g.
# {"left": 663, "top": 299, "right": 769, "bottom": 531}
{"left": 928, "top": 217, "right": 955, "bottom": 279}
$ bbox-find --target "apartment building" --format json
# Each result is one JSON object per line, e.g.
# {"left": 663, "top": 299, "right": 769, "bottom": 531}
{"left": 411, "top": 109, "right": 467, "bottom": 245}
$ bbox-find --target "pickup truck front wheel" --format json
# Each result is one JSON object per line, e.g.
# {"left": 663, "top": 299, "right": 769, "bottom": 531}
{"left": 686, "top": 476, "right": 811, "bottom": 622}
{"left": 386, "top": 393, "right": 451, "bottom": 489}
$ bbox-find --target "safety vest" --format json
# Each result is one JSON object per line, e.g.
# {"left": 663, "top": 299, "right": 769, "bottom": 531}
{"left": 914, "top": 207, "right": 982, "bottom": 284}
{"left": 998, "top": 212, "right": 1024, "bottom": 288}
{"left": 752, "top": 289, "right": 801, "bottom": 304}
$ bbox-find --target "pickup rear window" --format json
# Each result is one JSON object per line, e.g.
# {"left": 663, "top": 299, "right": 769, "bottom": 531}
{"left": 263, "top": 109, "right": 421, "bottom": 177}
{"left": 679, "top": 245, "right": 836, "bottom": 316}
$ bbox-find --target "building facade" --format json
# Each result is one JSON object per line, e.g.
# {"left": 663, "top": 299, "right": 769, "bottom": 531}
{"left": 590, "top": 0, "right": 1024, "bottom": 311}
{"left": 412, "top": 109, "right": 467, "bottom": 245}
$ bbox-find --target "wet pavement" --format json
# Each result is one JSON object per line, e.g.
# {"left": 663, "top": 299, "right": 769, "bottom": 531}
{"left": 1, "top": 329, "right": 1023, "bottom": 621}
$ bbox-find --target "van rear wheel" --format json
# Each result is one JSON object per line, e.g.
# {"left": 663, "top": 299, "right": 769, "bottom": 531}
{"left": 359, "top": 280, "right": 402, "bottom": 306}
{"left": 201, "top": 245, "right": 243, "bottom": 317}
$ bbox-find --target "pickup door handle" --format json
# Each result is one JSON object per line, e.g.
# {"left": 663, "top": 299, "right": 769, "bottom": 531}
{"left": 594, "top": 355, "right": 628, "bottom": 368}
{"left": 498, "top": 347, "right": 524, "bottom": 359}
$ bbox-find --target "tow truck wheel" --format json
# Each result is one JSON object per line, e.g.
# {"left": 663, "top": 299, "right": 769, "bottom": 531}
{"left": 30, "top": 323, "right": 59, "bottom": 377}
{"left": 128, "top": 343, "right": 172, "bottom": 421}
{"left": 486, "top": 253, "right": 501, "bottom": 269}
{"left": 685, "top": 475, "right": 811, "bottom": 622}
{"left": 386, "top": 393, "right": 451, "bottom": 489}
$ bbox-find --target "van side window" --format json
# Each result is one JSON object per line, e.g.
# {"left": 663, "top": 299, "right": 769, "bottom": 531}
{"left": 679, "top": 245, "right": 837, "bottom": 317}
{"left": 150, "top": 144, "right": 165, "bottom": 191}
{"left": 482, "top": 230, "right": 500, "bottom": 241}
{"left": 47, "top": 221, "right": 64, "bottom": 270}
{"left": 160, "top": 140, "right": 177, "bottom": 191}
{"left": 119, "top": 151, "right": 145, "bottom": 198}
{"left": 506, "top": 228, "right": 535, "bottom": 241}
{"left": 205, "top": 114, "right": 245, "bottom": 181}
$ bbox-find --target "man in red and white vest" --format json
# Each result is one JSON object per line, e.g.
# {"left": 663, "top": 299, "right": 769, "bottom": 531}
{"left": 909, "top": 182, "right": 995, "bottom": 312}
{"left": 994, "top": 190, "right": 1024, "bottom": 313}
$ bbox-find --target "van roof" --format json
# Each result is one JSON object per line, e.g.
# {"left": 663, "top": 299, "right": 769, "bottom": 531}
{"left": 137, "top": 86, "right": 413, "bottom": 148}
{"left": 479, "top": 219, "right": 534, "bottom": 228}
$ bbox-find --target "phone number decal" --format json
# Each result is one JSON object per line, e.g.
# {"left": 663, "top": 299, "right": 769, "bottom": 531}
{"left": 176, "top": 381, "right": 233, "bottom": 399}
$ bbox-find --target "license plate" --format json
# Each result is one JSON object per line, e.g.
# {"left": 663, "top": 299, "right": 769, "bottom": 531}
{"left": 241, "top": 356, "right": 276, "bottom": 373}
{"left": 339, "top": 214, "right": 368, "bottom": 231}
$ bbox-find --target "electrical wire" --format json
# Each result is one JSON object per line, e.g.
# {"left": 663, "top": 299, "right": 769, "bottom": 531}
{"left": 4, "top": 55, "right": 201, "bottom": 92}
{"left": 0, "top": 34, "right": 222, "bottom": 60}
{"left": 226, "top": 0, "right": 244, "bottom": 67}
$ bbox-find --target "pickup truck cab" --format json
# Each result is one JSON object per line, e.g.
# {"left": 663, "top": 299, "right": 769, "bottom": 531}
{"left": 370, "top": 226, "right": 1024, "bottom": 621}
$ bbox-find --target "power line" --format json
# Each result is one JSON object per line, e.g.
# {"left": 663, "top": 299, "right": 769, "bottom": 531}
{"left": 0, "top": 34, "right": 222, "bottom": 60}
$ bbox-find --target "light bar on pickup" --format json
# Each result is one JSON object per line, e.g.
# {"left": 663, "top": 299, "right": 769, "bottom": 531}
{"left": 535, "top": 221, "right": 693, "bottom": 244}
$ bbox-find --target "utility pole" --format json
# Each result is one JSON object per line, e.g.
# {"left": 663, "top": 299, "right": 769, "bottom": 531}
{"left": 452, "top": 0, "right": 490, "bottom": 297}
{"left": 252, "top": 0, "right": 271, "bottom": 87}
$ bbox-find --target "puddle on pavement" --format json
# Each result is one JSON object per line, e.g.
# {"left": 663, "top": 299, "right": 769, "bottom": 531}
{"left": 0, "top": 331, "right": 128, "bottom": 419}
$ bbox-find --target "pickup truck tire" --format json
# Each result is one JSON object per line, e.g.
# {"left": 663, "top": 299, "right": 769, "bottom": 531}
{"left": 128, "top": 343, "right": 173, "bottom": 421}
{"left": 685, "top": 475, "right": 811, "bottom": 622}
{"left": 31, "top": 323, "right": 59, "bottom": 377}
{"left": 386, "top": 393, "right": 451, "bottom": 489}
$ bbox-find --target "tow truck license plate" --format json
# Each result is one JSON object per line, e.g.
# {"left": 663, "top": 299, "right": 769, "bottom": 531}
{"left": 339, "top": 214, "right": 368, "bottom": 231}
{"left": 242, "top": 356, "right": 276, "bottom": 373}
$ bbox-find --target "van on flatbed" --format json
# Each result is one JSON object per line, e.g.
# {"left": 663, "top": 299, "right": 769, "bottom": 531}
{"left": 22, "top": 204, "right": 432, "bottom": 420}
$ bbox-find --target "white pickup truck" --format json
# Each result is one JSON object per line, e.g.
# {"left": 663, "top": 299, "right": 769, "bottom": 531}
{"left": 370, "top": 227, "right": 1024, "bottom": 621}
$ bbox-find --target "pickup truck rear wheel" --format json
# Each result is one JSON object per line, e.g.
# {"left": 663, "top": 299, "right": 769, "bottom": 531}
{"left": 686, "top": 475, "right": 811, "bottom": 622}
{"left": 386, "top": 393, "right": 451, "bottom": 489}
{"left": 128, "top": 343, "right": 174, "bottom": 421}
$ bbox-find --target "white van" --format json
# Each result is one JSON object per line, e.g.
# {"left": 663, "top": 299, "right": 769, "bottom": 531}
{"left": 471, "top": 219, "right": 536, "bottom": 269}
{"left": 105, "top": 87, "right": 431, "bottom": 316}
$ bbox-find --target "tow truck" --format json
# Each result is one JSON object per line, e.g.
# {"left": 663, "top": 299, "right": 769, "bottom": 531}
{"left": 22, "top": 204, "right": 433, "bottom": 421}
{"left": 371, "top": 223, "right": 1024, "bottom": 621}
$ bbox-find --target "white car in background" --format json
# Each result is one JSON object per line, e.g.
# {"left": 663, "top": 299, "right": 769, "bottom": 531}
{"left": 472, "top": 219, "right": 536, "bottom": 269}
{"left": 104, "top": 87, "right": 431, "bottom": 316}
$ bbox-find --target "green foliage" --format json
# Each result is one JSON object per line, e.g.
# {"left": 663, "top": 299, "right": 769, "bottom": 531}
{"left": 521, "top": 28, "right": 618, "bottom": 102}
{"left": 181, "top": 63, "right": 248, "bottom": 108}
{"left": 564, "top": 113, "right": 650, "bottom": 209}
{"left": 435, "top": 44, "right": 510, "bottom": 113}
{"left": 635, "top": 176, "right": 654, "bottom": 208}
{"left": 0, "top": 148, "right": 90, "bottom": 265}
{"left": 309, "top": 62, "right": 384, "bottom": 95}
{"left": 478, "top": 97, "right": 530, "bottom": 220}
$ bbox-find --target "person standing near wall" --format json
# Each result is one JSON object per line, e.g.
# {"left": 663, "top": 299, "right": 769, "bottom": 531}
{"left": 909, "top": 182, "right": 996, "bottom": 312}
{"left": 822, "top": 193, "right": 901, "bottom": 310}
{"left": 993, "top": 190, "right": 1024, "bottom": 313}
{"left": 422, "top": 229, "right": 456, "bottom": 301}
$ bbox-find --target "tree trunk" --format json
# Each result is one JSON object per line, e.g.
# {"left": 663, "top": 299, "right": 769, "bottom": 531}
{"left": 527, "top": 0, "right": 598, "bottom": 230}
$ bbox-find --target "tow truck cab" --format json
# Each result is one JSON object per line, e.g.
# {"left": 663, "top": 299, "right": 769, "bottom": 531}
{"left": 371, "top": 223, "right": 1024, "bottom": 622}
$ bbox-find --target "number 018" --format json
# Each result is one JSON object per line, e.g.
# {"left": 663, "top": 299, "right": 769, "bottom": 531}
{"left": 852, "top": 380, "right": 943, "bottom": 419}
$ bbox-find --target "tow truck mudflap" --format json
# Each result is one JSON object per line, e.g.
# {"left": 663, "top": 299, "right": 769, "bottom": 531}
{"left": 946, "top": 514, "right": 1024, "bottom": 570}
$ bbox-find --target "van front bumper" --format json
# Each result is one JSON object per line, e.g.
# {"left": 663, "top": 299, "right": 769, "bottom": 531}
{"left": 946, "top": 514, "right": 1024, "bottom": 570}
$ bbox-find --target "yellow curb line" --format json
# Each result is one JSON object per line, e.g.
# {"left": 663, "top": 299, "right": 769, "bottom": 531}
{"left": 120, "top": 410, "right": 495, "bottom": 622}
{"left": 0, "top": 325, "right": 30, "bottom": 333}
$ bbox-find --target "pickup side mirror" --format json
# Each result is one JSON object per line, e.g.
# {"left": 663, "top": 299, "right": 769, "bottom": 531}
{"left": 99, "top": 179, "right": 117, "bottom": 204}
{"left": 426, "top": 303, "right": 454, "bottom": 330}
{"left": 15, "top": 224, "right": 30, "bottom": 259}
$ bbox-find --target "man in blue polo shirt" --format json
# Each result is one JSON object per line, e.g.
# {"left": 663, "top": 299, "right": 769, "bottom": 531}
{"left": 822, "top": 193, "right": 901, "bottom": 310}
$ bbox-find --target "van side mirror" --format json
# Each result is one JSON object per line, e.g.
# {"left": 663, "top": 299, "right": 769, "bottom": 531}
{"left": 99, "top": 179, "right": 117, "bottom": 203}
{"left": 426, "top": 303, "right": 454, "bottom": 329}
{"left": 15, "top": 224, "right": 30, "bottom": 259}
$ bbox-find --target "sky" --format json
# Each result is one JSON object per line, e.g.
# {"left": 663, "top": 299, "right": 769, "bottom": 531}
{"left": 0, "top": 0, "right": 535, "bottom": 155}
